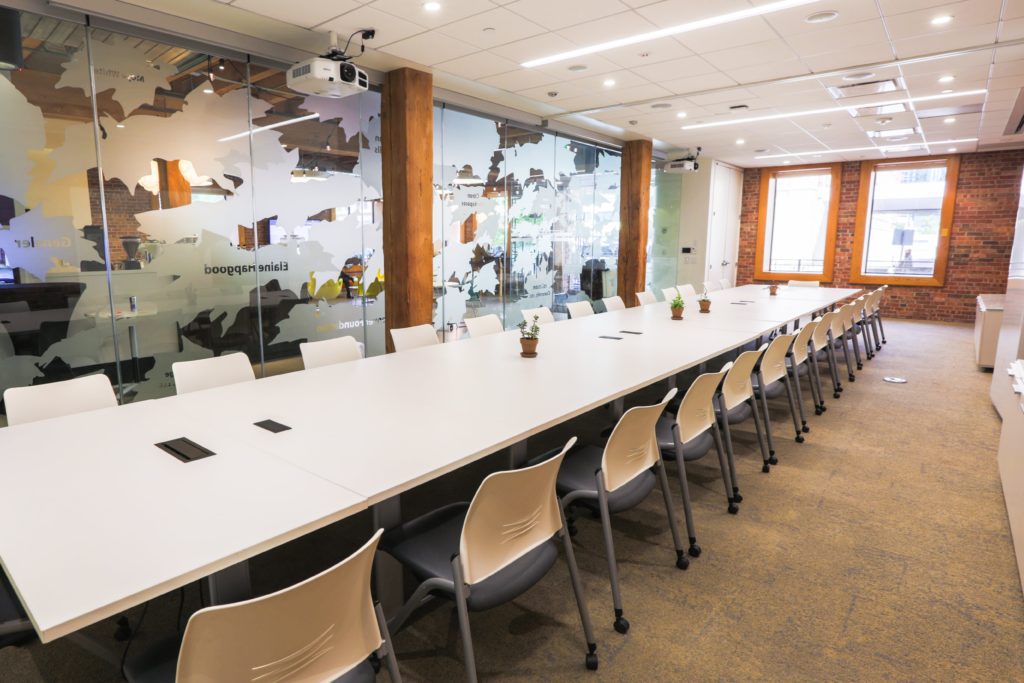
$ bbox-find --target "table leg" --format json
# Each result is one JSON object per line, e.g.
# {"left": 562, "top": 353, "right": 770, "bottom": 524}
{"left": 205, "top": 560, "right": 251, "bottom": 605}
{"left": 612, "top": 397, "right": 625, "bottom": 420}
{"left": 372, "top": 497, "right": 403, "bottom": 616}
{"left": 508, "top": 439, "right": 529, "bottom": 468}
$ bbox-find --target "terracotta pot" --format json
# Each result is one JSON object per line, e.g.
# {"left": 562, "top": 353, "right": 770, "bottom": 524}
{"left": 671, "top": 306, "right": 684, "bottom": 320}
{"left": 520, "top": 337, "right": 539, "bottom": 357}
{"left": 699, "top": 299, "right": 711, "bottom": 313}
{"left": 769, "top": 284, "right": 779, "bottom": 296}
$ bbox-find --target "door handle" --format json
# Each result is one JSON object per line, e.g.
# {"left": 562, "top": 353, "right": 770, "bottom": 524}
{"left": 721, "top": 260, "right": 730, "bottom": 266}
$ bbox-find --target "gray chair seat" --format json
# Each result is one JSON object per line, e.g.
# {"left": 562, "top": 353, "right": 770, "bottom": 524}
{"left": 381, "top": 503, "right": 559, "bottom": 611}
{"left": 752, "top": 377, "right": 785, "bottom": 399}
{"left": 654, "top": 416, "right": 714, "bottom": 461}
{"left": 556, "top": 445, "right": 656, "bottom": 514}
{"left": 715, "top": 400, "right": 752, "bottom": 425}
{"left": 788, "top": 362, "right": 809, "bottom": 377}
{"left": 124, "top": 636, "right": 376, "bottom": 683}
{"left": 0, "top": 573, "right": 33, "bottom": 649}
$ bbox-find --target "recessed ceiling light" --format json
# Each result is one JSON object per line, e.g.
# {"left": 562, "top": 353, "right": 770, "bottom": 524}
{"left": 676, "top": 111, "right": 688, "bottom": 118}
{"left": 843, "top": 71, "right": 876, "bottom": 82}
{"left": 736, "top": 138, "right": 745, "bottom": 145}
{"left": 115, "top": 123, "right": 125, "bottom": 128}
{"left": 521, "top": 0, "right": 824, "bottom": 67}
{"left": 805, "top": 10, "right": 839, "bottom": 24}
{"left": 423, "top": 1, "right": 442, "bottom": 11}
{"left": 783, "top": 160, "right": 792, "bottom": 164}
{"left": 567, "top": 64, "right": 588, "bottom": 72}
{"left": 203, "top": 87, "right": 214, "bottom": 94}
{"left": 944, "top": 116, "right": 956, "bottom": 123}
{"left": 753, "top": 138, "right": 977, "bottom": 159}
{"left": 603, "top": 78, "right": 616, "bottom": 87}
{"left": 938, "top": 75, "right": 955, "bottom": 83}
{"left": 681, "top": 89, "right": 986, "bottom": 130}
{"left": 651, "top": 102, "right": 672, "bottom": 109}
{"left": 931, "top": 15, "right": 953, "bottom": 26}
{"left": 947, "top": 147, "right": 957, "bottom": 152}
{"left": 942, "top": 89, "right": 954, "bottom": 94}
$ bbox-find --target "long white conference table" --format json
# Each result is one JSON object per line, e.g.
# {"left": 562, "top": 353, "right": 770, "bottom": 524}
{"left": 0, "top": 284, "right": 860, "bottom": 647}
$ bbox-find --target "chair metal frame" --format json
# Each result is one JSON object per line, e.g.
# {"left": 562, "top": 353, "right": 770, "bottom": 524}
{"left": 754, "top": 334, "right": 805, "bottom": 462}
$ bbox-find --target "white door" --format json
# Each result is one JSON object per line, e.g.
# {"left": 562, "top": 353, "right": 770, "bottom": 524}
{"left": 706, "top": 162, "right": 743, "bottom": 288}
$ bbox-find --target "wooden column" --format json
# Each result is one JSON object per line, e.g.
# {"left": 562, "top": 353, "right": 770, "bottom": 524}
{"left": 382, "top": 67, "right": 434, "bottom": 352}
{"left": 618, "top": 139, "right": 653, "bottom": 307}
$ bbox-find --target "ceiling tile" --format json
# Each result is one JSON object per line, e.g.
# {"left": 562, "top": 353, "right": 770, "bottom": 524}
{"left": 370, "top": 0, "right": 499, "bottom": 28}
{"left": 891, "top": 23, "right": 999, "bottom": 58}
{"left": 478, "top": 68, "right": 561, "bottom": 91}
{"left": 316, "top": 6, "right": 425, "bottom": 45}
{"left": 762, "top": 0, "right": 882, "bottom": 36}
{"left": 630, "top": 54, "right": 718, "bottom": 82}
{"left": 883, "top": 0, "right": 1001, "bottom": 39}
{"left": 435, "top": 51, "right": 521, "bottom": 79}
{"left": 232, "top": 0, "right": 359, "bottom": 29}
{"left": 662, "top": 72, "right": 738, "bottom": 96}
{"left": 723, "top": 60, "right": 811, "bottom": 84}
{"left": 703, "top": 39, "right": 799, "bottom": 71}
{"left": 634, "top": 0, "right": 751, "bottom": 28}
{"left": 599, "top": 37, "right": 693, "bottom": 69}
{"left": 517, "top": 69, "right": 652, "bottom": 100}
{"left": 800, "top": 43, "right": 896, "bottom": 72}
{"left": 782, "top": 19, "right": 890, "bottom": 58}
{"left": 552, "top": 82, "right": 675, "bottom": 112}
{"left": 489, "top": 31, "right": 575, "bottom": 61}
{"left": 436, "top": 8, "right": 547, "bottom": 49}
{"left": 503, "top": 0, "right": 629, "bottom": 30}
{"left": 380, "top": 31, "right": 479, "bottom": 64}
{"left": 556, "top": 10, "right": 656, "bottom": 45}
{"left": 676, "top": 17, "right": 778, "bottom": 54}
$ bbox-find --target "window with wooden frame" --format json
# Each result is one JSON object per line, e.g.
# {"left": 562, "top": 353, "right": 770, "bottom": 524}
{"left": 851, "top": 155, "right": 959, "bottom": 287}
{"left": 755, "top": 164, "right": 841, "bottom": 282}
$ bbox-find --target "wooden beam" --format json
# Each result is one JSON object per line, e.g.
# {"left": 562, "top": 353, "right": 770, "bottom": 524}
{"left": 618, "top": 139, "right": 653, "bottom": 307}
{"left": 381, "top": 67, "right": 434, "bottom": 352}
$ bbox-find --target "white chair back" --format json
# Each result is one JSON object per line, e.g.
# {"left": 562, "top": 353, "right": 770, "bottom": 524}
{"left": 4, "top": 374, "right": 117, "bottom": 426}
{"left": 602, "top": 390, "right": 676, "bottom": 492}
{"left": 520, "top": 306, "right": 555, "bottom": 325}
{"left": 390, "top": 324, "right": 439, "bottom": 352}
{"left": 602, "top": 296, "right": 625, "bottom": 312}
{"left": 720, "top": 349, "right": 763, "bottom": 410}
{"left": 718, "top": 278, "right": 731, "bottom": 290}
{"left": 792, "top": 321, "right": 817, "bottom": 365}
{"left": 635, "top": 291, "right": 657, "bottom": 306}
{"left": 172, "top": 353, "right": 255, "bottom": 395}
{"left": 674, "top": 368, "right": 727, "bottom": 444}
{"left": 677, "top": 284, "right": 697, "bottom": 299}
{"left": 760, "top": 334, "right": 794, "bottom": 384}
{"left": 464, "top": 314, "right": 504, "bottom": 337}
{"left": 788, "top": 280, "right": 820, "bottom": 287}
{"left": 661, "top": 286, "right": 680, "bottom": 302}
{"left": 566, "top": 300, "right": 594, "bottom": 319}
{"left": 703, "top": 280, "right": 720, "bottom": 292}
{"left": 300, "top": 336, "right": 363, "bottom": 370}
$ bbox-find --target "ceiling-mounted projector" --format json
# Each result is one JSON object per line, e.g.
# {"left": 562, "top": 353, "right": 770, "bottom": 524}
{"left": 286, "top": 29, "right": 373, "bottom": 98}
{"left": 662, "top": 146, "right": 702, "bottom": 174}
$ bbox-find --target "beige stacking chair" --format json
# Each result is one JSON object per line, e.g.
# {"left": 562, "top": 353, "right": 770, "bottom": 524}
{"left": 703, "top": 280, "right": 720, "bottom": 292}
{"left": 566, "top": 300, "right": 595, "bottom": 318}
{"left": 788, "top": 280, "right": 820, "bottom": 287}
{"left": 521, "top": 306, "right": 556, "bottom": 324}
{"left": 753, "top": 334, "right": 805, "bottom": 460}
{"left": 463, "top": 314, "right": 503, "bottom": 337}
{"left": 788, "top": 320, "right": 821, "bottom": 422}
{"left": 172, "top": 353, "right": 255, "bottom": 394}
{"left": 124, "top": 530, "right": 401, "bottom": 683}
{"left": 557, "top": 390, "right": 689, "bottom": 635}
{"left": 661, "top": 286, "right": 680, "bottom": 302}
{"left": 851, "top": 296, "right": 876, "bottom": 362}
{"left": 382, "top": 439, "right": 598, "bottom": 680}
{"left": 635, "top": 291, "right": 657, "bottom": 306}
{"left": 656, "top": 365, "right": 733, "bottom": 530}
{"left": 677, "top": 283, "right": 697, "bottom": 299}
{"left": 864, "top": 288, "right": 886, "bottom": 349}
{"left": 3, "top": 373, "right": 117, "bottom": 426}
{"left": 830, "top": 304, "right": 858, "bottom": 384}
{"left": 716, "top": 348, "right": 771, "bottom": 485}
{"left": 300, "top": 336, "right": 363, "bottom": 369}
{"left": 390, "top": 323, "right": 439, "bottom": 352}
{"left": 718, "top": 278, "right": 731, "bottom": 290}
{"left": 602, "top": 296, "right": 625, "bottom": 312}
{"left": 811, "top": 310, "right": 843, "bottom": 401}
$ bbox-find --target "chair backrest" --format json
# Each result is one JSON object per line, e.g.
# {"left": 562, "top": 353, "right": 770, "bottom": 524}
{"left": 677, "top": 283, "right": 697, "bottom": 298}
{"left": 3, "top": 374, "right": 117, "bottom": 426}
{"left": 759, "top": 334, "right": 794, "bottom": 384}
{"left": 602, "top": 389, "right": 676, "bottom": 492}
{"left": 661, "top": 286, "right": 680, "bottom": 302}
{"left": 718, "top": 278, "right": 731, "bottom": 290}
{"left": 172, "top": 353, "right": 256, "bottom": 395}
{"left": 602, "top": 296, "right": 625, "bottom": 312}
{"left": 300, "top": 336, "right": 363, "bottom": 370}
{"left": 721, "top": 348, "right": 763, "bottom": 410}
{"left": 810, "top": 311, "right": 837, "bottom": 350}
{"left": 520, "top": 306, "right": 555, "bottom": 325}
{"left": 566, "top": 300, "right": 594, "bottom": 319}
{"left": 177, "top": 530, "right": 385, "bottom": 682}
{"left": 459, "top": 438, "right": 573, "bottom": 585}
{"left": 464, "top": 314, "right": 504, "bottom": 337}
{"left": 840, "top": 301, "right": 860, "bottom": 329}
{"left": 703, "top": 280, "right": 720, "bottom": 292}
{"left": 674, "top": 367, "right": 728, "bottom": 444}
{"left": 792, "top": 321, "right": 817, "bottom": 365}
{"left": 390, "top": 324, "right": 439, "bottom": 352}
{"left": 635, "top": 291, "right": 657, "bottom": 306}
{"left": 829, "top": 308, "right": 847, "bottom": 337}
{"left": 869, "top": 288, "right": 883, "bottom": 313}
{"left": 788, "top": 280, "right": 820, "bottom": 287}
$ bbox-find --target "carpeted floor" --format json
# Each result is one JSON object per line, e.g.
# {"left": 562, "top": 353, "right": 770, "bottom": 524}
{"left": 2, "top": 319, "right": 1022, "bottom": 681}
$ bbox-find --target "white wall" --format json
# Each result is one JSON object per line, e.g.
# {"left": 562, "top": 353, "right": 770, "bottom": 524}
{"left": 675, "top": 160, "right": 714, "bottom": 290}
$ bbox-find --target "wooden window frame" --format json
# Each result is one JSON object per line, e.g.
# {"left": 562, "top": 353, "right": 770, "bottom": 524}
{"left": 755, "top": 163, "right": 841, "bottom": 282}
{"left": 850, "top": 155, "right": 959, "bottom": 287}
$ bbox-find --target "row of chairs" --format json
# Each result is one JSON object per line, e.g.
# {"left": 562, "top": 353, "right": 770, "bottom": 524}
{"left": 0, "top": 286, "right": 890, "bottom": 681}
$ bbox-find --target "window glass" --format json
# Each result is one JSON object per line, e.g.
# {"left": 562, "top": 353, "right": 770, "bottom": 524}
{"left": 862, "top": 165, "right": 946, "bottom": 277}
{"left": 763, "top": 170, "right": 832, "bottom": 275}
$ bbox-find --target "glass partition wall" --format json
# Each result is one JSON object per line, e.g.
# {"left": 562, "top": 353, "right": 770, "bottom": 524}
{"left": 0, "top": 9, "right": 382, "bottom": 409}
{"left": 433, "top": 104, "right": 622, "bottom": 337}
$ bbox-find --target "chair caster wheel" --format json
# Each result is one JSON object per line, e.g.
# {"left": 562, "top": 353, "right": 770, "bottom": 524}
{"left": 728, "top": 503, "right": 739, "bottom": 515}
{"left": 761, "top": 463, "right": 770, "bottom": 473}
{"left": 732, "top": 492, "right": 743, "bottom": 503}
{"left": 688, "top": 543, "right": 701, "bottom": 558}
{"left": 768, "top": 456, "right": 778, "bottom": 465}
{"left": 613, "top": 616, "right": 630, "bottom": 634}
{"left": 675, "top": 551, "right": 689, "bottom": 570}
{"left": 769, "top": 449, "right": 776, "bottom": 457}
{"left": 814, "top": 407, "right": 823, "bottom": 415}
{"left": 820, "top": 405, "right": 827, "bottom": 413}
{"left": 795, "top": 435, "right": 804, "bottom": 443}
{"left": 586, "top": 653, "right": 599, "bottom": 671}
{"left": 849, "top": 375, "right": 856, "bottom": 382}
{"left": 114, "top": 616, "right": 132, "bottom": 642}
{"left": 857, "top": 364, "right": 863, "bottom": 370}
{"left": 802, "top": 425, "right": 810, "bottom": 433}
{"left": 833, "top": 392, "right": 840, "bottom": 399}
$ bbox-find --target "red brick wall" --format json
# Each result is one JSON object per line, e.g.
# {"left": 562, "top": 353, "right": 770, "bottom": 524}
{"left": 736, "top": 150, "right": 1024, "bottom": 322}
{"left": 88, "top": 169, "right": 154, "bottom": 263}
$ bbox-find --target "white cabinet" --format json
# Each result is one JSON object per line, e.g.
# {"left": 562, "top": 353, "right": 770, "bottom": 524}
{"left": 976, "top": 294, "right": 1005, "bottom": 369}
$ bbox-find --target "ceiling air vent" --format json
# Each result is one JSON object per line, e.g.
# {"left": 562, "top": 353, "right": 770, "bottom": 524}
{"left": 827, "top": 78, "right": 903, "bottom": 99}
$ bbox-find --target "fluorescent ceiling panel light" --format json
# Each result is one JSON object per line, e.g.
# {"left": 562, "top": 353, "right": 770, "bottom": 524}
{"left": 521, "top": 0, "right": 822, "bottom": 68}
{"left": 681, "top": 89, "right": 986, "bottom": 130}
{"left": 753, "top": 138, "right": 978, "bottom": 159}
{"left": 218, "top": 113, "right": 320, "bottom": 142}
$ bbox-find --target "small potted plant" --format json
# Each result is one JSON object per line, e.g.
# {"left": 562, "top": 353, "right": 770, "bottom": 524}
{"left": 670, "top": 294, "right": 685, "bottom": 320}
{"left": 769, "top": 282, "right": 779, "bottom": 296}
{"left": 518, "top": 314, "right": 540, "bottom": 357}
{"left": 698, "top": 289, "right": 712, "bottom": 313}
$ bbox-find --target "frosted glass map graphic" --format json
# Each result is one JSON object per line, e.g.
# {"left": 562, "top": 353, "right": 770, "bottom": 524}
{"left": 0, "top": 25, "right": 383, "bottom": 403}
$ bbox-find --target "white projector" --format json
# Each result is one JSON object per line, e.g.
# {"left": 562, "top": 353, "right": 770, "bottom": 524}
{"left": 662, "top": 158, "right": 699, "bottom": 174}
{"left": 287, "top": 57, "right": 369, "bottom": 98}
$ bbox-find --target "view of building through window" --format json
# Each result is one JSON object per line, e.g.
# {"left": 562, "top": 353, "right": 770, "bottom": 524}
{"left": 763, "top": 169, "right": 832, "bottom": 274}
{"left": 862, "top": 165, "right": 946, "bottom": 277}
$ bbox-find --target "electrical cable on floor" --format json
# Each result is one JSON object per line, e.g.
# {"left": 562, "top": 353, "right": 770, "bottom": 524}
{"left": 119, "top": 601, "right": 149, "bottom": 680}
